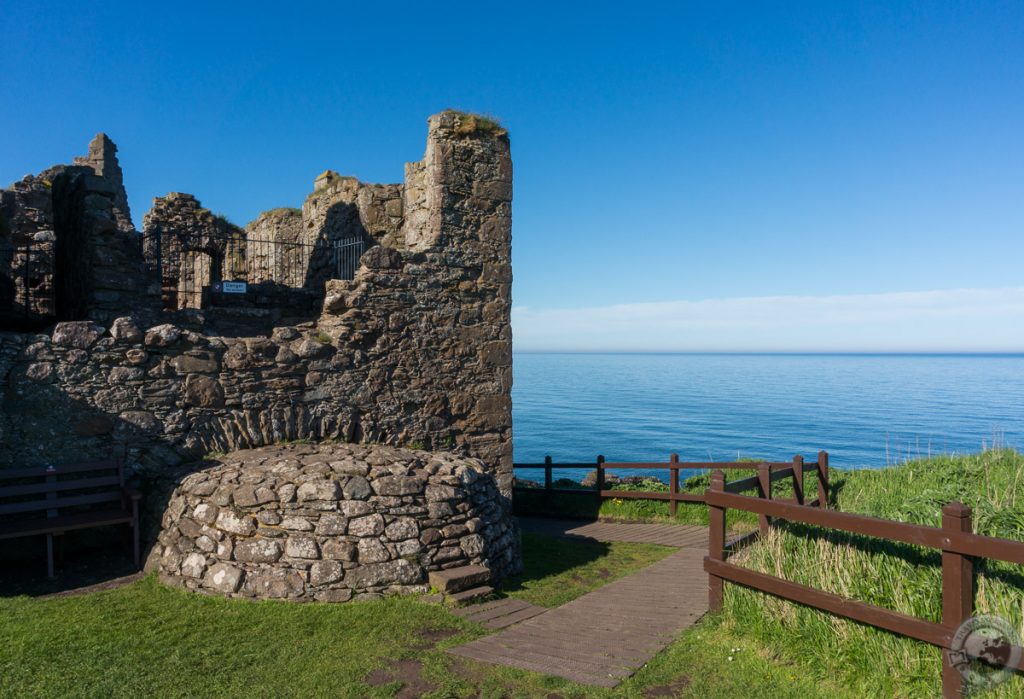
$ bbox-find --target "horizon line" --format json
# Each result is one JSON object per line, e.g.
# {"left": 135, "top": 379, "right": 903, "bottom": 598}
{"left": 512, "top": 349, "right": 1024, "bottom": 356}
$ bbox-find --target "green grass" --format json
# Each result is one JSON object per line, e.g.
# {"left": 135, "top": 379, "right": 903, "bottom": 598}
{"left": 719, "top": 449, "right": 1024, "bottom": 698}
{"left": 500, "top": 531, "right": 674, "bottom": 607}
{"left": 259, "top": 207, "right": 301, "bottom": 218}
{"left": 0, "top": 532, "right": 852, "bottom": 699}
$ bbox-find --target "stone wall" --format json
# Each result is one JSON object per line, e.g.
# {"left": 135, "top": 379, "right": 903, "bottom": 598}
{"left": 245, "top": 208, "right": 303, "bottom": 286}
{"left": 142, "top": 193, "right": 246, "bottom": 310}
{"left": 0, "top": 134, "right": 153, "bottom": 326}
{"left": 0, "top": 111, "right": 513, "bottom": 493}
{"left": 155, "top": 444, "right": 520, "bottom": 601}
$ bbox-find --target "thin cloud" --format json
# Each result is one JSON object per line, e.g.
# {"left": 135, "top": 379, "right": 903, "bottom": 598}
{"left": 512, "top": 287, "right": 1024, "bottom": 352}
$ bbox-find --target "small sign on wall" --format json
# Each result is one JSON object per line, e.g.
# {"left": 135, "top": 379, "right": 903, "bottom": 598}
{"left": 221, "top": 281, "right": 247, "bottom": 294}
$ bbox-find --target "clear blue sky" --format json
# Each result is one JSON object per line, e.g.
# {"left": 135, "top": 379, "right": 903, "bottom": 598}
{"left": 3, "top": 2, "right": 1022, "bottom": 351}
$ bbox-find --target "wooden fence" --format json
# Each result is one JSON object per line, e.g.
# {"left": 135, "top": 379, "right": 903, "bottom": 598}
{"left": 704, "top": 468, "right": 1024, "bottom": 698}
{"left": 513, "top": 451, "right": 830, "bottom": 516}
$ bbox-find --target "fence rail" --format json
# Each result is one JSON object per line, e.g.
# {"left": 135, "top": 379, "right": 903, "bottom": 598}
{"left": 513, "top": 452, "right": 829, "bottom": 517}
{"left": 704, "top": 468, "right": 1024, "bottom": 697}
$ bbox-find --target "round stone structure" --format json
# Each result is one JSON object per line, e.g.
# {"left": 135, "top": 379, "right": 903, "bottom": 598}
{"left": 154, "top": 443, "right": 521, "bottom": 601}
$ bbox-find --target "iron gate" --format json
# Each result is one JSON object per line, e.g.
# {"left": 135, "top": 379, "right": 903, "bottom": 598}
{"left": 0, "top": 241, "right": 56, "bottom": 329}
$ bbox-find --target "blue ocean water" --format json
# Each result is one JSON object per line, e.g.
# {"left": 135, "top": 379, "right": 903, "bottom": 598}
{"left": 512, "top": 353, "right": 1024, "bottom": 483}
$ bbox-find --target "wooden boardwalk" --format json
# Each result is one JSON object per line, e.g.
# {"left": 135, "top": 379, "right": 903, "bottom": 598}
{"left": 518, "top": 516, "right": 711, "bottom": 548}
{"left": 448, "top": 518, "right": 711, "bottom": 687}
{"left": 451, "top": 598, "right": 548, "bottom": 629}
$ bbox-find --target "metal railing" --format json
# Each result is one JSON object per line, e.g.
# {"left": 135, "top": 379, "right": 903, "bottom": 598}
{"left": 143, "top": 231, "right": 367, "bottom": 311}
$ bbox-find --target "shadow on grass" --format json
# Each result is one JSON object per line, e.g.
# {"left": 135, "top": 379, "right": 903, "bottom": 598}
{"left": 513, "top": 489, "right": 603, "bottom": 520}
{"left": 498, "top": 531, "right": 612, "bottom": 595}
{"left": 0, "top": 528, "right": 139, "bottom": 598}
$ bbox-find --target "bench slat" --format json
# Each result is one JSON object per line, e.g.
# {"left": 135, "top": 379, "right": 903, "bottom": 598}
{"left": 0, "top": 476, "right": 122, "bottom": 497}
{"left": 0, "top": 490, "right": 123, "bottom": 515}
{"left": 0, "top": 509, "right": 133, "bottom": 538}
{"left": 0, "top": 460, "right": 122, "bottom": 480}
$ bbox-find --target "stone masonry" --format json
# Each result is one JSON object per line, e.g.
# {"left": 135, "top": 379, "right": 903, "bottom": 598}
{"left": 1, "top": 111, "right": 514, "bottom": 519}
{"left": 0, "top": 134, "right": 152, "bottom": 325}
{"left": 155, "top": 443, "right": 520, "bottom": 601}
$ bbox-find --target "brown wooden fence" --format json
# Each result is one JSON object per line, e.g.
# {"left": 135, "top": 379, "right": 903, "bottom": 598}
{"left": 704, "top": 468, "right": 1024, "bottom": 698}
{"left": 513, "top": 451, "right": 830, "bottom": 516}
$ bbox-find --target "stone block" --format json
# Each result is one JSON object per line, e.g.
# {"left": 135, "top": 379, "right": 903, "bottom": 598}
{"left": 234, "top": 538, "right": 282, "bottom": 563}
{"left": 202, "top": 563, "right": 243, "bottom": 593}
{"left": 310, "top": 560, "right": 345, "bottom": 586}
{"left": 284, "top": 536, "right": 320, "bottom": 559}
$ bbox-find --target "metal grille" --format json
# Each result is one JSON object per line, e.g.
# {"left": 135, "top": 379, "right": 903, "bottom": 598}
{"left": 0, "top": 242, "right": 56, "bottom": 329}
{"left": 333, "top": 237, "right": 367, "bottom": 280}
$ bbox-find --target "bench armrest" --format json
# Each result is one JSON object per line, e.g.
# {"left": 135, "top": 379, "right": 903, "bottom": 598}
{"left": 122, "top": 486, "right": 143, "bottom": 501}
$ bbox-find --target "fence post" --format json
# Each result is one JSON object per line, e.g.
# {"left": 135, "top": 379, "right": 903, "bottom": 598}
{"left": 544, "top": 455, "right": 553, "bottom": 508}
{"left": 757, "top": 462, "right": 771, "bottom": 536}
{"left": 817, "top": 450, "right": 829, "bottom": 508}
{"left": 792, "top": 455, "right": 805, "bottom": 506}
{"left": 941, "top": 501, "right": 974, "bottom": 698}
{"left": 708, "top": 469, "right": 726, "bottom": 611}
{"left": 596, "top": 455, "right": 605, "bottom": 499}
{"left": 669, "top": 453, "right": 679, "bottom": 517}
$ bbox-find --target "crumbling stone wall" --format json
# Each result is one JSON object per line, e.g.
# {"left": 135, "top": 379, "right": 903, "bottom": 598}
{"left": 245, "top": 208, "right": 303, "bottom": 286}
{"left": 142, "top": 193, "right": 246, "bottom": 310}
{"left": 0, "top": 111, "right": 513, "bottom": 493}
{"left": 0, "top": 134, "right": 153, "bottom": 326}
{"left": 0, "top": 171, "right": 57, "bottom": 319}
{"left": 155, "top": 444, "right": 520, "bottom": 601}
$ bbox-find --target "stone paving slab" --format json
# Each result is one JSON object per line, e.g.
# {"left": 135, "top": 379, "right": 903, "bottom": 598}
{"left": 448, "top": 519, "right": 712, "bottom": 687}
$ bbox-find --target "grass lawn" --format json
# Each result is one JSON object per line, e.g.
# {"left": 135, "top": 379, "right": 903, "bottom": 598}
{"left": 0, "top": 531, "right": 851, "bottom": 699}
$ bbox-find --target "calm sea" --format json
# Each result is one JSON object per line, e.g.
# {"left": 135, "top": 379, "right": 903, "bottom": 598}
{"left": 512, "top": 353, "right": 1024, "bottom": 483}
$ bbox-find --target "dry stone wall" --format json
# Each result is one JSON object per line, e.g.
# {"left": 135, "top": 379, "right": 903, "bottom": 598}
{"left": 155, "top": 444, "right": 520, "bottom": 601}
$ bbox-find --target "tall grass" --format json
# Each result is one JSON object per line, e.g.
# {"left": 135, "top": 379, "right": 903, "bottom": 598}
{"left": 722, "top": 449, "right": 1024, "bottom": 698}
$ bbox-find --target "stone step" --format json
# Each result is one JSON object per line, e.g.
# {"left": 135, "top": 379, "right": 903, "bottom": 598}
{"left": 447, "top": 585, "right": 494, "bottom": 605}
{"left": 429, "top": 564, "right": 491, "bottom": 594}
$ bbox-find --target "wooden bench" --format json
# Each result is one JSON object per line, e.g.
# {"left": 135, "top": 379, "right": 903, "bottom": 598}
{"left": 0, "top": 460, "right": 141, "bottom": 578}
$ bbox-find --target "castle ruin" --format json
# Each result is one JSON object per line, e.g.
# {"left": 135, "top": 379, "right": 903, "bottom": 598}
{"left": 0, "top": 112, "right": 518, "bottom": 599}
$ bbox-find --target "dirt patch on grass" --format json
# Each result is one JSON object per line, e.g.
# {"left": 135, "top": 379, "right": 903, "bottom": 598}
{"left": 644, "top": 676, "right": 691, "bottom": 697}
{"left": 411, "top": 627, "right": 460, "bottom": 650}
{"left": 365, "top": 659, "right": 435, "bottom": 698}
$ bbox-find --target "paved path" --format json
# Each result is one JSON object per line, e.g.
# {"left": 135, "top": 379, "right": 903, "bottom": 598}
{"left": 447, "top": 518, "right": 711, "bottom": 687}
